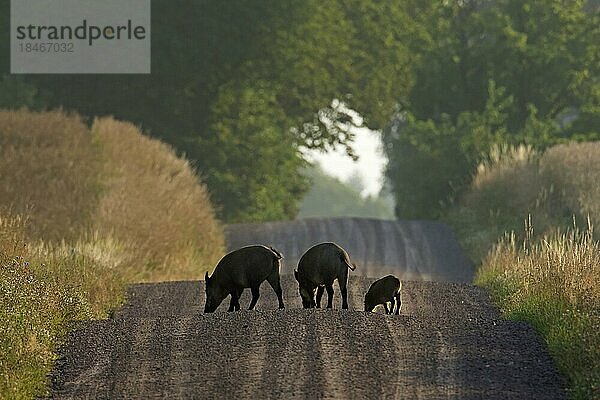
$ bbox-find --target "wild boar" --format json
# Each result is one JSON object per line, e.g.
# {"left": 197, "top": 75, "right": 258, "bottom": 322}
{"left": 294, "top": 242, "right": 356, "bottom": 309}
{"left": 364, "top": 275, "right": 402, "bottom": 314}
{"left": 204, "top": 245, "right": 285, "bottom": 313}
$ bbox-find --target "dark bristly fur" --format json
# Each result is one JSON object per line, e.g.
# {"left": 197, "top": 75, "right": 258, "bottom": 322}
{"left": 294, "top": 242, "right": 356, "bottom": 309}
{"left": 204, "top": 245, "right": 285, "bottom": 313}
{"left": 364, "top": 275, "right": 402, "bottom": 314}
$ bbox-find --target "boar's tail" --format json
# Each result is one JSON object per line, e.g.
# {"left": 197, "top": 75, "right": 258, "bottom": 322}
{"left": 269, "top": 246, "right": 283, "bottom": 260}
{"left": 340, "top": 252, "right": 356, "bottom": 271}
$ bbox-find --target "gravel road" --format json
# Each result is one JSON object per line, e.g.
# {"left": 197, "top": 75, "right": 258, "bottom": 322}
{"left": 226, "top": 218, "right": 474, "bottom": 282}
{"left": 49, "top": 275, "right": 565, "bottom": 399}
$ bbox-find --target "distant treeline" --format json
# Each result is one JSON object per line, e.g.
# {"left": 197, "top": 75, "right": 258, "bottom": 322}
{"left": 1, "top": 1, "right": 599, "bottom": 222}
{"left": 298, "top": 167, "right": 395, "bottom": 220}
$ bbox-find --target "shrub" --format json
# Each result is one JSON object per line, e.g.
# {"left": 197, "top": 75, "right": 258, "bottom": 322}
{"left": 446, "top": 142, "right": 600, "bottom": 263}
{"left": 0, "top": 109, "right": 225, "bottom": 280}
{"left": 92, "top": 117, "right": 224, "bottom": 280}
{"left": 0, "top": 109, "right": 101, "bottom": 241}
{"left": 541, "top": 142, "right": 600, "bottom": 230}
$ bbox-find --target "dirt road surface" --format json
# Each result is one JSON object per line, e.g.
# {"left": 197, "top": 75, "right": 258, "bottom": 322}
{"left": 49, "top": 276, "right": 565, "bottom": 399}
{"left": 225, "top": 218, "right": 474, "bottom": 281}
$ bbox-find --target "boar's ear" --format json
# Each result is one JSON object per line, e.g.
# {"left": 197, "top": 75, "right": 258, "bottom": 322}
{"left": 205, "top": 271, "right": 210, "bottom": 282}
{"left": 294, "top": 270, "right": 299, "bottom": 281}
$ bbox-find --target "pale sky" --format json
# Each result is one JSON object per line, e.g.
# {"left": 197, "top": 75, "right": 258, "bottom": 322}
{"left": 306, "top": 127, "right": 387, "bottom": 197}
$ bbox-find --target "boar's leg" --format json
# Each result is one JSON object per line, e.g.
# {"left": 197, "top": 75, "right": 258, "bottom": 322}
{"left": 315, "top": 286, "right": 325, "bottom": 308}
{"left": 235, "top": 289, "right": 243, "bottom": 311}
{"left": 340, "top": 286, "right": 349, "bottom": 309}
{"left": 325, "top": 284, "right": 334, "bottom": 308}
{"left": 267, "top": 272, "right": 285, "bottom": 309}
{"left": 228, "top": 289, "right": 243, "bottom": 312}
{"left": 248, "top": 286, "right": 261, "bottom": 310}
{"left": 395, "top": 293, "right": 402, "bottom": 315}
{"left": 383, "top": 302, "right": 390, "bottom": 314}
{"left": 390, "top": 297, "right": 396, "bottom": 315}
{"left": 339, "top": 273, "right": 349, "bottom": 309}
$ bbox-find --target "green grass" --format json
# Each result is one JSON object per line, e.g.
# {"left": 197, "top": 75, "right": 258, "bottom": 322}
{"left": 0, "top": 216, "right": 127, "bottom": 399}
{"left": 478, "top": 266, "right": 600, "bottom": 399}
{"left": 448, "top": 142, "right": 600, "bottom": 399}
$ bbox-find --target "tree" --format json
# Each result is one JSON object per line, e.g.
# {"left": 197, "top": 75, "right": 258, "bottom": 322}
{"left": 0, "top": 76, "right": 41, "bottom": 109}
{"left": 406, "top": 0, "right": 600, "bottom": 130}
{"left": 384, "top": 0, "right": 600, "bottom": 219}
{"left": 4, "top": 1, "right": 418, "bottom": 222}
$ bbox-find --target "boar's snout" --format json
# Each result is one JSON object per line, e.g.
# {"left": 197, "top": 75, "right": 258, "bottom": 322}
{"left": 298, "top": 284, "right": 316, "bottom": 308}
{"left": 204, "top": 291, "right": 219, "bottom": 313}
{"left": 204, "top": 272, "right": 228, "bottom": 313}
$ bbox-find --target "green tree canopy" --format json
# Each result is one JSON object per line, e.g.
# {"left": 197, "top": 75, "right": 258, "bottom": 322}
{"left": 384, "top": 0, "right": 600, "bottom": 219}
{"left": 0, "top": 0, "right": 420, "bottom": 223}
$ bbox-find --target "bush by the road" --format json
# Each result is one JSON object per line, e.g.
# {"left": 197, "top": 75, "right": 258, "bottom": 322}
{"left": 0, "top": 109, "right": 101, "bottom": 242}
{"left": 0, "top": 109, "right": 224, "bottom": 398}
{"left": 91, "top": 117, "right": 224, "bottom": 280}
{"left": 449, "top": 142, "right": 600, "bottom": 398}
{"left": 0, "top": 109, "right": 224, "bottom": 279}
{"left": 447, "top": 142, "right": 600, "bottom": 263}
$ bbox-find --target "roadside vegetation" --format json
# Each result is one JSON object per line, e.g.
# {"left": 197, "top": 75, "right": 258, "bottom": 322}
{"left": 447, "top": 142, "right": 600, "bottom": 399}
{"left": 0, "top": 109, "right": 224, "bottom": 399}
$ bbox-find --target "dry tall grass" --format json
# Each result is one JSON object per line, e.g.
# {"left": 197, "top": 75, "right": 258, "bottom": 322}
{"left": 0, "top": 109, "right": 225, "bottom": 398}
{"left": 483, "top": 217, "right": 599, "bottom": 315}
{"left": 478, "top": 219, "right": 600, "bottom": 399}
{"left": 0, "top": 213, "right": 127, "bottom": 398}
{"left": 0, "top": 109, "right": 224, "bottom": 280}
{"left": 451, "top": 141, "right": 600, "bottom": 398}
{"left": 0, "top": 110, "right": 101, "bottom": 241}
{"left": 92, "top": 117, "right": 224, "bottom": 280}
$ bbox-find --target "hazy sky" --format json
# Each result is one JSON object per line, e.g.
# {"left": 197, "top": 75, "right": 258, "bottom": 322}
{"left": 306, "top": 127, "right": 387, "bottom": 197}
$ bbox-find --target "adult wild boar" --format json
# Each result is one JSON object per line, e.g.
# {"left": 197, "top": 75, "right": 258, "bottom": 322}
{"left": 364, "top": 275, "right": 402, "bottom": 314}
{"left": 204, "top": 245, "right": 285, "bottom": 313}
{"left": 294, "top": 242, "right": 356, "bottom": 309}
